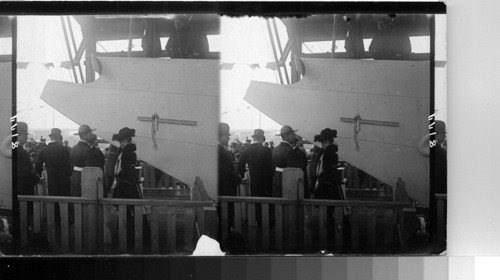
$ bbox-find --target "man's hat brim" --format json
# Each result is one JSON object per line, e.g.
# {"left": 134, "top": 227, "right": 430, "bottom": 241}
{"left": 73, "top": 128, "right": 96, "bottom": 135}
{"left": 251, "top": 134, "right": 266, "bottom": 141}
{"left": 275, "top": 129, "right": 298, "bottom": 136}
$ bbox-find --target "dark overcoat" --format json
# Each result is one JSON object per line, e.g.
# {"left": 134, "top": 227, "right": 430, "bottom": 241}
{"left": 237, "top": 143, "right": 273, "bottom": 197}
{"left": 271, "top": 141, "right": 300, "bottom": 197}
{"left": 113, "top": 143, "right": 142, "bottom": 199}
{"left": 17, "top": 146, "right": 40, "bottom": 195}
{"left": 35, "top": 142, "right": 71, "bottom": 196}
{"left": 69, "top": 141, "right": 91, "bottom": 197}
{"left": 218, "top": 144, "right": 241, "bottom": 196}
{"left": 314, "top": 144, "right": 343, "bottom": 200}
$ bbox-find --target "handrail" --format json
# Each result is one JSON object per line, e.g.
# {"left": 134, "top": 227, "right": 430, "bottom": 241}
{"left": 218, "top": 196, "right": 297, "bottom": 205}
{"left": 100, "top": 198, "right": 213, "bottom": 207}
{"left": 18, "top": 195, "right": 213, "bottom": 207}
{"left": 301, "top": 199, "right": 411, "bottom": 208}
{"left": 18, "top": 195, "right": 97, "bottom": 203}
{"left": 218, "top": 196, "right": 411, "bottom": 208}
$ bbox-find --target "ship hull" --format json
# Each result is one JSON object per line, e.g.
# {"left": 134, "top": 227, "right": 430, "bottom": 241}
{"left": 245, "top": 58, "right": 430, "bottom": 206}
{"left": 41, "top": 58, "right": 219, "bottom": 199}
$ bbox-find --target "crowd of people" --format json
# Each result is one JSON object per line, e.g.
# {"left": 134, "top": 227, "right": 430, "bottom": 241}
{"left": 218, "top": 123, "right": 344, "bottom": 201}
{"left": 14, "top": 123, "right": 147, "bottom": 251}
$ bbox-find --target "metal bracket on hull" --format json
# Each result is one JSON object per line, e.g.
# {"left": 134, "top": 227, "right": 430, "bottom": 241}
{"left": 137, "top": 116, "right": 198, "bottom": 126}
{"left": 340, "top": 117, "right": 400, "bottom": 127}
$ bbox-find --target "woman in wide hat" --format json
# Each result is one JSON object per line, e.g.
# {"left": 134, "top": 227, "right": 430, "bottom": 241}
{"left": 111, "top": 127, "right": 150, "bottom": 249}
{"left": 313, "top": 128, "right": 343, "bottom": 200}
{"left": 111, "top": 127, "right": 142, "bottom": 199}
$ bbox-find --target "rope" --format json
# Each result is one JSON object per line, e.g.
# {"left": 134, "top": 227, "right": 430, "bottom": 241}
{"left": 353, "top": 113, "right": 361, "bottom": 151}
{"left": 151, "top": 112, "right": 159, "bottom": 151}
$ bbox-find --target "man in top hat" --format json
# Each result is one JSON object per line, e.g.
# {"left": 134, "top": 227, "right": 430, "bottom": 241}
{"left": 237, "top": 129, "right": 273, "bottom": 197}
{"left": 69, "top": 124, "right": 96, "bottom": 197}
{"left": 35, "top": 128, "right": 71, "bottom": 226}
{"left": 272, "top": 125, "right": 301, "bottom": 197}
{"left": 313, "top": 128, "right": 343, "bottom": 200}
{"left": 218, "top": 123, "right": 241, "bottom": 196}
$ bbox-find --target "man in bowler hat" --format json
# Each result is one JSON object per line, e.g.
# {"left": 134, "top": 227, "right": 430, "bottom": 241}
{"left": 35, "top": 128, "right": 71, "bottom": 226}
{"left": 237, "top": 129, "right": 273, "bottom": 197}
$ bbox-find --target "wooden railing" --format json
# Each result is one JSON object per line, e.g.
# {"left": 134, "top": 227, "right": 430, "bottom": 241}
{"left": 218, "top": 196, "right": 411, "bottom": 253}
{"left": 435, "top": 194, "right": 447, "bottom": 243}
{"left": 18, "top": 167, "right": 214, "bottom": 254}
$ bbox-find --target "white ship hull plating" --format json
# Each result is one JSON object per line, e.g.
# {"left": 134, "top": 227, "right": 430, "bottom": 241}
{"left": 41, "top": 58, "right": 219, "bottom": 199}
{"left": 245, "top": 58, "right": 430, "bottom": 206}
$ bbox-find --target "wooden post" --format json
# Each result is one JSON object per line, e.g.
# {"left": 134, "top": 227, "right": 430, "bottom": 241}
{"left": 281, "top": 168, "right": 303, "bottom": 251}
{"left": 81, "top": 167, "right": 104, "bottom": 254}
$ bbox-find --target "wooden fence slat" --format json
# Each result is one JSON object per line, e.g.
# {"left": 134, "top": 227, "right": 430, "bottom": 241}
{"left": 247, "top": 203, "right": 256, "bottom": 250}
{"left": 275, "top": 204, "right": 283, "bottom": 252}
{"left": 46, "top": 202, "right": 56, "bottom": 244}
{"left": 335, "top": 206, "right": 343, "bottom": 251}
{"left": 196, "top": 207, "right": 204, "bottom": 235}
{"left": 261, "top": 203, "right": 269, "bottom": 250}
{"left": 74, "top": 203, "right": 82, "bottom": 253}
{"left": 437, "top": 198, "right": 446, "bottom": 242}
{"left": 103, "top": 205, "right": 113, "bottom": 254}
{"left": 184, "top": 208, "right": 194, "bottom": 249}
{"left": 150, "top": 206, "right": 159, "bottom": 254}
{"left": 221, "top": 202, "right": 229, "bottom": 243}
{"left": 166, "top": 208, "right": 176, "bottom": 253}
{"left": 86, "top": 203, "right": 97, "bottom": 253}
{"left": 319, "top": 206, "right": 327, "bottom": 249}
{"left": 304, "top": 205, "right": 312, "bottom": 249}
{"left": 367, "top": 208, "right": 376, "bottom": 252}
{"left": 118, "top": 205, "right": 127, "bottom": 253}
{"left": 384, "top": 209, "right": 394, "bottom": 248}
{"left": 351, "top": 207, "right": 359, "bottom": 250}
{"left": 397, "top": 208, "right": 406, "bottom": 251}
{"left": 234, "top": 203, "right": 242, "bottom": 234}
{"left": 134, "top": 206, "right": 143, "bottom": 253}
{"left": 33, "top": 201, "right": 41, "bottom": 233}
{"left": 60, "top": 202, "right": 69, "bottom": 252}
{"left": 285, "top": 204, "right": 298, "bottom": 251}
{"left": 20, "top": 201, "right": 28, "bottom": 247}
